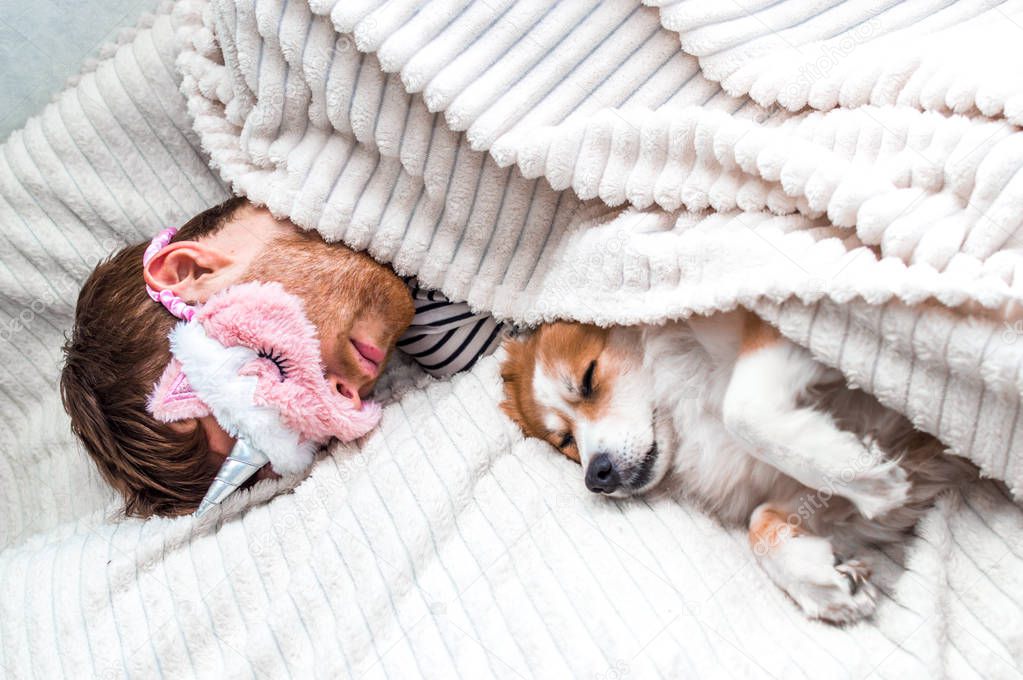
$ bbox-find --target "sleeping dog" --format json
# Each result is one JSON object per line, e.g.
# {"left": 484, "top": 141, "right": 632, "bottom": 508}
{"left": 500, "top": 311, "right": 976, "bottom": 624}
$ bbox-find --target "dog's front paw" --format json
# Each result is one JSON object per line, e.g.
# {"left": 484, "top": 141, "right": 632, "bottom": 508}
{"left": 840, "top": 458, "right": 911, "bottom": 520}
{"left": 803, "top": 558, "right": 879, "bottom": 624}
{"left": 760, "top": 536, "right": 879, "bottom": 625}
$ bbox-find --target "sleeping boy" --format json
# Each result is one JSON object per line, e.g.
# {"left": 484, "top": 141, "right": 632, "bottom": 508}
{"left": 61, "top": 197, "right": 503, "bottom": 517}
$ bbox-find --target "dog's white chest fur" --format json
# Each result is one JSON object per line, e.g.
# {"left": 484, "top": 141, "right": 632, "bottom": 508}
{"left": 642, "top": 315, "right": 802, "bottom": 523}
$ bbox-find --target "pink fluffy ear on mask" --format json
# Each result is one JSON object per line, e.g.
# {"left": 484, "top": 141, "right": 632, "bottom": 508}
{"left": 148, "top": 358, "right": 210, "bottom": 422}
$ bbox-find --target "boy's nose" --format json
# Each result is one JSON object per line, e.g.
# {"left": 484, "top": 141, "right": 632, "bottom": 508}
{"left": 328, "top": 375, "right": 363, "bottom": 410}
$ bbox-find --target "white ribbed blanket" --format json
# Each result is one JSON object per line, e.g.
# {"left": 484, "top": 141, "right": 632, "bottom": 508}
{"left": 0, "top": 1, "right": 1021, "bottom": 677}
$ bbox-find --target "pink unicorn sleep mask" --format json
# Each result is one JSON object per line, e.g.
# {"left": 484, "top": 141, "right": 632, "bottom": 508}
{"left": 144, "top": 227, "right": 381, "bottom": 516}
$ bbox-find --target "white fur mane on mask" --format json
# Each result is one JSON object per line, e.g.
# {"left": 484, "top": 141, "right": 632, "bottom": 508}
{"left": 168, "top": 321, "right": 316, "bottom": 475}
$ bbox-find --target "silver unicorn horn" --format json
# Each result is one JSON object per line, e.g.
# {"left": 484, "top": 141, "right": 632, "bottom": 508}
{"left": 194, "top": 438, "right": 269, "bottom": 518}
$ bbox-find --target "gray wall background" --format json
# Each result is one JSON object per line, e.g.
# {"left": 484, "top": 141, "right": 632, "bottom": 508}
{"left": 1, "top": 0, "right": 162, "bottom": 141}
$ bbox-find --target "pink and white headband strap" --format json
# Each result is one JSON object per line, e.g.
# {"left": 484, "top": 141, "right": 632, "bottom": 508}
{"left": 143, "top": 226, "right": 197, "bottom": 322}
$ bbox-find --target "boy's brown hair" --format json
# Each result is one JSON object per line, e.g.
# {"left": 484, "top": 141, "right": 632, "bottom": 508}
{"left": 61, "top": 196, "right": 248, "bottom": 517}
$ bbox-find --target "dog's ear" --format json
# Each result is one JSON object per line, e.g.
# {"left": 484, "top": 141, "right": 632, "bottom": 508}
{"left": 499, "top": 334, "right": 534, "bottom": 433}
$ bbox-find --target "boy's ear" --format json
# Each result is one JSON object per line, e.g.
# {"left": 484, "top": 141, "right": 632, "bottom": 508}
{"left": 143, "top": 241, "right": 233, "bottom": 303}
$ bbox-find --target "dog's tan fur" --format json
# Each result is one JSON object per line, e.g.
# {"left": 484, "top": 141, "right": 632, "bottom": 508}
{"left": 740, "top": 311, "right": 780, "bottom": 352}
{"left": 748, "top": 504, "right": 803, "bottom": 554}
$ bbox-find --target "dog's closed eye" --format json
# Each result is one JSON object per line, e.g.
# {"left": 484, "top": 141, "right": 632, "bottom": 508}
{"left": 558, "top": 432, "right": 574, "bottom": 449}
{"left": 581, "top": 360, "right": 596, "bottom": 398}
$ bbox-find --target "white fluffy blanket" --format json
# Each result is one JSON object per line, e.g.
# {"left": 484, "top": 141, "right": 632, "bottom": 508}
{"left": 0, "top": 1, "right": 1022, "bottom": 677}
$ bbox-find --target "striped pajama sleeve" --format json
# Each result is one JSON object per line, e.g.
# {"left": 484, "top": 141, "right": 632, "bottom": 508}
{"left": 397, "top": 278, "right": 506, "bottom": 378}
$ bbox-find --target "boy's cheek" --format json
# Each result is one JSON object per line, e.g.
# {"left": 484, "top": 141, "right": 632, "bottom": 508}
{"left": 199, "top": 415, "right": 237, "bottom": 455}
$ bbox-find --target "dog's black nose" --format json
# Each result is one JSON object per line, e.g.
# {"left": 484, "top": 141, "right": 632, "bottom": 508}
{"left": 585, "top": 453, "right": 620, "bottom": 494}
